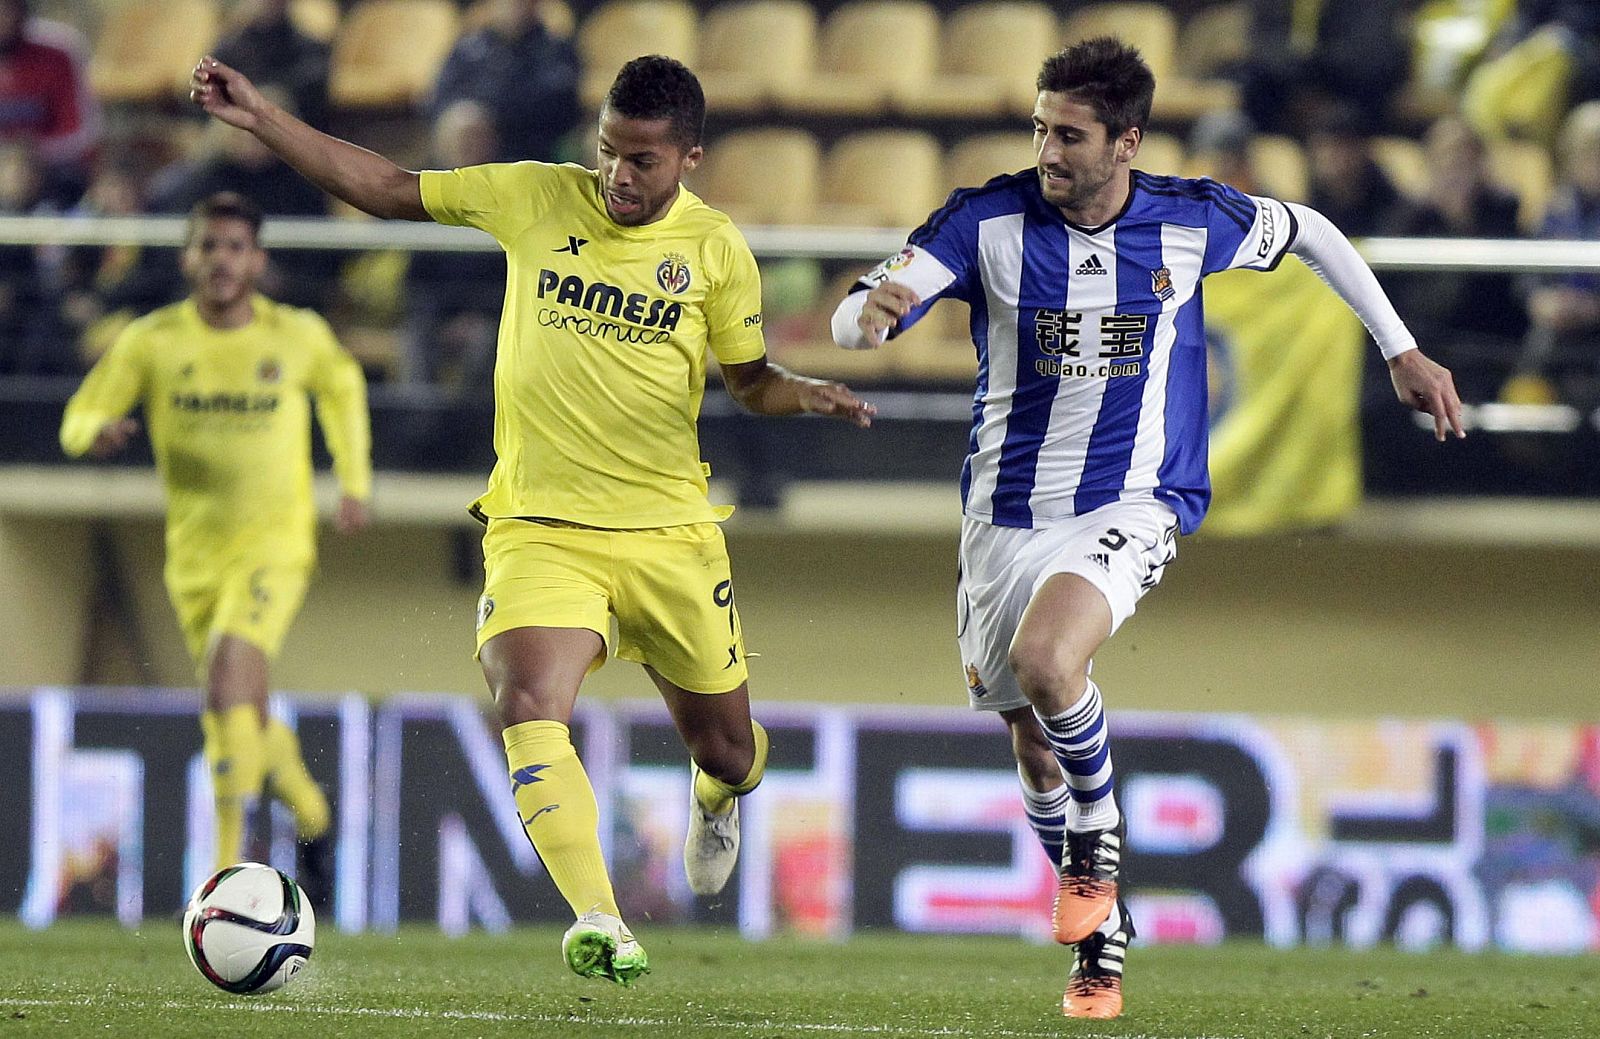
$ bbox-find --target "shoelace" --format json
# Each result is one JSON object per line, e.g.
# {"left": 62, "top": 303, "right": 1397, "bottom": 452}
{"left": 700, "top": 806, "right": 736, "bottom": 849}
{"left": 1068, "top": 973, "right": 1121, "bottom": 994}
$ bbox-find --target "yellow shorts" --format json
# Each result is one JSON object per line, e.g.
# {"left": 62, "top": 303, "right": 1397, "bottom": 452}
{"left": 476, "top": 518, "right": 749, "bottom": 694}
{"left": 167, "top": 563, "right": 310, "bottom": 668}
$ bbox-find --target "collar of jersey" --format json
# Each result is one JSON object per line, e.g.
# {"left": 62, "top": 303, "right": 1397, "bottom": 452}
{"left": 1051, "top": 172, "right": 1139, "bottom": 236}
{"left": 589, "top": 169, "right": 695, "bottom": 236}
{"left": 182, "top": 294, "right": 268, "bottom": 333}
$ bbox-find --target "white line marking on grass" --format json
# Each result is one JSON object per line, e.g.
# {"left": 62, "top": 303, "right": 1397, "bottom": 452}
{"left": 0, "top": 997, "right": 1242, "bottom": 1039}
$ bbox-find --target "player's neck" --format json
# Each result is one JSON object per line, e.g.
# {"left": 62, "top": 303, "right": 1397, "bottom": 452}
{"left": 194, "top": 295, "right": 256, "bottom": 331}
{"left": 1057, "top": 172, "right": 1131, "bottom": 229}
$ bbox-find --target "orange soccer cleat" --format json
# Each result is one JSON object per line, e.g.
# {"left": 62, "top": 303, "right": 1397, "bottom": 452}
{"left": 1062, "top": 899, "right": 1135, "bottom": 1020}
{"left": 1052, "top": 819, "right": 1123, "bottom": 943}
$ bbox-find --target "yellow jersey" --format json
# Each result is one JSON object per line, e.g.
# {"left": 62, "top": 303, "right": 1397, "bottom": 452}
{"left": 419, "top": 161, "right": 766, "bottom": 528}
{"left": 60, "top": 296, "right": 371, "bottom": 574}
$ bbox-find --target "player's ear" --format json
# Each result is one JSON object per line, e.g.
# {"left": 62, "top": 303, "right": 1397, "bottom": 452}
{"left": 682, "top": 143, "right": 704, "bottom": 173}
{"left": 1120, "top": 126, "right": 1142, "bottom": 163}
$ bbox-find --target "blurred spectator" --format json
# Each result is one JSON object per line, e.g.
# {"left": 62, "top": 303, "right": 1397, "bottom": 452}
{"left": 402, "top": 100, "right": 505, "bottom": 392}
{"left": 1386, "top": 116, "right": 1527, "bottom": 398}
{"left": 1235, "top": 0, "right": 1414, "bottom": 136}
{"left": 1508, "top": 100, "right": 1600, "bottom": 406}
{"left": 1462, "top": 0, "right": 1600, "bottom": 148}
{"left": 212, "top": 0, "right": 331, "bottom": 130}
{"left": 431, "top": 0, "right": 581, "bottom": 162}
{"left": 0, "top": 0, "right": 100, "bottom": 205}
{"left": 147, "top": 97, "right": 335, "bottom": 308}
{"left": 0, "top": 141, "right": 53, "bottom": 372}
{"left": 1186, "top": 109, "right": 1262, "bottom": 195}
{"left": 1305, "top": 106, "right": 1406, "bottom": 237}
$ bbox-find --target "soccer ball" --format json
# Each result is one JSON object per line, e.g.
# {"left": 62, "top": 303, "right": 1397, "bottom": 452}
{"left": 182, "top": 863, "right": 315, "bottom": 994}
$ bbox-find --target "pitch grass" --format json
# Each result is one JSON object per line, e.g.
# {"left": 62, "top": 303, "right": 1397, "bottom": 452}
{"left": 1, "top": 921, "right": 1597, "bottom": 1038}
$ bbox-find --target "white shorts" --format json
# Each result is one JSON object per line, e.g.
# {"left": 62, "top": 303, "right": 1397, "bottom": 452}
{"left": 956, "top": 499, "right": 1180, "bottom": 712}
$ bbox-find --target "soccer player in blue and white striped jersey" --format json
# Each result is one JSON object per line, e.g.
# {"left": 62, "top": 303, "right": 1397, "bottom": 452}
{"left": 833, "top": 37, "right": 1463, "bottom": 1020}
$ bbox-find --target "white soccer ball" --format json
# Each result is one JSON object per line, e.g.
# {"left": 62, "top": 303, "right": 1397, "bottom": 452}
{"left": 182, "top": 862, "right": 315, "bottom": 994}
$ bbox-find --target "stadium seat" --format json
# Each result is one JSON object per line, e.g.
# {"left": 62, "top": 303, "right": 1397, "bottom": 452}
{"left": 289, "top": 0, "right": 341, "bottom": 42}
{"left": 1173, "top": 1, "right": 1249, "bottom": 82}
{"left": 1486, "top": 138, "right": 1555, "bottom": 233}
{"left": 90, "top": 0, "right": 220, "bottom": 103}
{"left": 697, "top": 2, "right": 817, "bottom": 114}
{"left": 893, "top": 296, "right": 977, "bottom": 382}
{"left": 897, "top": 1, "right": 1058, "bottom": 119}
{"left": 463, "top": 0, "right": 575, "bottom": 37}
{"left": 1135, "top": 131, "right": 1185, "bottom": 176}
{"left": 577, "top": 1, "right": 699, "bottom": 110}
{"left": 329, "top": 0, "right": 460, "bottom": 109}
{"left": 1249, "top": 134, "right": 1308, "bottom": 202}
{"left": 770, "top": 271, "right": 893, "bottom": 379}
{"left": 817, "top": 130, "right": 945, "bottom": 229}
{"left": 1372, "top": 136, "right": 1430, "bottom": 201}
{"left": 693, "top": 127, "right": 821, "bottom": 225}
{"left": 945, "top": 132, "right": 1037, "bottom": 190}
{"left": 774, "top": 1, "right": 939, "bottom": 117}
{"left": 1060, "top": 3, "right": 1234, "bottom": 122}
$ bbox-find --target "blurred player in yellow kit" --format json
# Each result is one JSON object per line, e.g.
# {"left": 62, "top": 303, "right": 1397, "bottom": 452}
{"left": 189, "top": 53, "right": 873, "bottom": 984}
{"left": 59, "top": 192, "right": 372, "bottom": 910}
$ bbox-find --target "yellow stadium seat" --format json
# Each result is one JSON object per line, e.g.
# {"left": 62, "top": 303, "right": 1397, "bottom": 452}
{"left": 1486, "top": 138, "right": 1554, "bottom": 232}
{"left": 289, "top": 0, "right": 341, "bottom": 42}
{"left": 692, "top": 127, "right": 821, "bottom": 225}
{"left": 330, "top": 0, "right": 460, "bottom": 108}
{"left": 897, "top": 1, "right": 1058, "bottom": 119}
{"left": 893, "top": 297, "right": 978, "bottom": 382}
{"left": 1135, "top": 130, "right": 1185, "bottom": 175}
{"left": 90, "top": 0, "right": 220, "bottom": 103}
{"left": 1249, "top": 134, "right": 1308, "bottom": 202}
{"left": 1060, "top": 3, "right": 1236, "bottom": 121}
{"left": 577, "top": 1, "right": 699, "bottom": 110}
{"left": 771, "top": 271, "right": 894, "bottom": 380}
{"left": 1372, "top": 136, "right": 1430, "bottom": 201}
{"left": 945, "top": 132, "right": 1036, "bottom": 190}
{"left": 698, "top": 1, "right": 817, "bottom": 114}
{"left": 463, "top": 0, "right": 575, "bottom": 37}
{"left": 774, "top": 1, "right": 939, "bottom": 117}
{"left": 1173, "top": 1, "right": 1249, "bottom": 80}
{"left": 817, "top": 130, "right": 945, "bottom": 229}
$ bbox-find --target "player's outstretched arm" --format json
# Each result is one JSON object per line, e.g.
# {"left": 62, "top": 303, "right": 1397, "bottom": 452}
{"left": 832, "top": 283, "right": 921, "bottom": 350}
{"left": 1284, "top": 201, "right": 1465, "bottom": 440}
{"left": 721, "top": 357, "right": 877, "bottom": 428}
{"left": 189, "top": 57, "right": 427, "bottom": 222}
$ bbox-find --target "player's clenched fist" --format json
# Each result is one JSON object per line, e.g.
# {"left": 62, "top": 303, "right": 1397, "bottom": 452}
{"left": 189, "top": 57, "right": 267, "bottom": 131}
{"left": 856, "top": 283, "right": 921, "bottom": 348}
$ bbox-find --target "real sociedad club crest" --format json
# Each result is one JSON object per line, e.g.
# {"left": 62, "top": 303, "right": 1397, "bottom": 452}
{"left": 1150, "top": 266, "right": 1175, "bottom": 303}
{"left": 656, "top": 253, "right": 691, "bottom": 294}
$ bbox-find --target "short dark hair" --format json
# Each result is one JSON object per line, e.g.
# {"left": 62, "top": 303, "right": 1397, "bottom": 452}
{"left": 186, "top": 191, "right": 264, "bottom": 244}
{"left": 1037, "top": 37, "right": 1156, "bottom": 138}
{"left": 604, "top": 55, "right": 705, "bottom": 149}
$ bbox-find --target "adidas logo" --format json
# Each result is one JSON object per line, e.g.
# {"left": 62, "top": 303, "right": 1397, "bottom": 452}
{"left": 1088, "top": 552, "right": 1111, "bottom": 571}
{"left": 1075, "top": 255, "right": 1107, "bottom": 276}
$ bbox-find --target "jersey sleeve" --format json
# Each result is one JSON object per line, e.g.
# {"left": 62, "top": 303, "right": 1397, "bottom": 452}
{"left": 869, "top": 188, "right": 982, "bottom": 333}
{"left": 303, "top": 314, "right": 373, "bottom": 501}
{"left": 418, "top": 161, "right": 557, "bottom": 245}
{"left": 1200, "top": 179, "right": 1298, "bottom": 276}
{"left": 703, "top": 226, "right": 767, "bottom": 366}
{"left": 59, "top": 321, "right": 146, "bottom": 458}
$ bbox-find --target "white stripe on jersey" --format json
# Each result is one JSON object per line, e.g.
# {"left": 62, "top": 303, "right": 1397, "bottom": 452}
{"left": 966, "top": 213, "right": 1026, "bottom": 514}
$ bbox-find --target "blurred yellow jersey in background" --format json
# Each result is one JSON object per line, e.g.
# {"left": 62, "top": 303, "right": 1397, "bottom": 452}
{"left": 420, "top": 161, "right": 766, "bottom": 529}
{"left": 60, "top": 296, "right": 372, "bottom": 579}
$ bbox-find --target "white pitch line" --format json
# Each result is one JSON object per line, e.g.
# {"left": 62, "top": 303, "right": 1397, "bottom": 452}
{"left": 0, "top": 997, "right": 1244, "bottom": 1039}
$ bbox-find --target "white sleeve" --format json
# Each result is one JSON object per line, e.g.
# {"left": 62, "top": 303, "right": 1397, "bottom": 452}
{"left": 830, "top": 245, "right": 959, "bottom": 350}
{"left": 1286, "top": 202, "right": 1418, "bottom": 360}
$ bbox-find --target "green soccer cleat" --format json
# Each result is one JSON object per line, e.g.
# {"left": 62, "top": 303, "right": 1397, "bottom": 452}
{"left": 561, "top": 910, "right": 650, "bottom": 986}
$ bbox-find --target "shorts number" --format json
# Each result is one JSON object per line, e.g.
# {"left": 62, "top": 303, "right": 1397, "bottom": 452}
{"left": 1098, "top": 528, "right": 1128, "bottom": 551}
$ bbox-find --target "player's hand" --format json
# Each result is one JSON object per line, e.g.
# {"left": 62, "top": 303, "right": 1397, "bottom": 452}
{"left": 90, "top": 418, "right": 140, "bottom": 459}
{"left": 189, "top": 57, "right": 268, "bottom": 131}
{"left": 1388, "top": 349, "right": 1465, "bottom": 441}
{"left": 336, "top": 496, "right": 370, "bottom": 534}
{"left": 798, "top": 379, "right": 877, "bottom": 428}
{"left": 856, "top": 283, "right": 920, "bottom": 348}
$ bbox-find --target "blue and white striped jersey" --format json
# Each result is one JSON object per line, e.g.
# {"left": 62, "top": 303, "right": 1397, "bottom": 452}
{"left": 867, "top": 169, "right": 1297, "bottom": 534}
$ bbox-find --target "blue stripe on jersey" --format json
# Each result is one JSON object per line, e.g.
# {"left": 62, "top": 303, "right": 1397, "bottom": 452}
{"left": 1155, "top": 291, "right": 1211, "bottom": 532}
{"left": 1074, "top": 219, "right": 1162, "bottom": 514}
{"left": 989, "top": 212, "right": 1069, "bottom": 526}
{"left": 960, "top": 292, "right": 991, "bottom": 507}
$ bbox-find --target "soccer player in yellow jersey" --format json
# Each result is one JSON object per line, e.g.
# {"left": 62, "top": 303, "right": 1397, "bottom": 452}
{"left": 190, "top": 55, "right": 875, "bottom": 983}
{"left": 59, "top": 192, "right": 372, "bottom": 911}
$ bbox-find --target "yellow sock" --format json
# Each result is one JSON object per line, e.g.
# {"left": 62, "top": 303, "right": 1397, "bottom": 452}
{"left": 201, "top": 705, "right": 266, "bottom": 871}
{"left": 502, "top": 720, "right": 619, "bottom": 919}
{"left": 263, "top": 718, "right": 331, "bottom": 841}
{"left": 694, "top": 719, "right": 769, "bottom": 815}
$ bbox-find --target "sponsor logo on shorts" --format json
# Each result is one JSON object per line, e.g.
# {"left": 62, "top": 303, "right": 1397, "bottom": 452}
{"left": 965, "top": 663, "right": 988, "bottom": 698}
{"left": 476, "top": 594, "right": 495, "bottom": 631}
{"left": 1088, "top": 552, "right": 1111, "bottom": 571}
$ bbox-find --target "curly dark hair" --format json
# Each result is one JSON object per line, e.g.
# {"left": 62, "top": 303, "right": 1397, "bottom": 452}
{"left": 186, "top": 191, "right": 264, "bottom": 244}
{"left": 604, "top": 55, "right": 705, "bottom": 149}
{"left": 1036, "top": 37, "right": 1155, "bottom": 137}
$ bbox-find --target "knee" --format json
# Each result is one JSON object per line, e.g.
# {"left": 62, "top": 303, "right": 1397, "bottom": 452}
{"left": 688, "top": 724, "right": 756, "bottom": 785}
{"left": 1007, "top": 639, "right": 1089, "bottom": 711}
{"left": 490, "top": 677, "right": 573, "bottom": 727}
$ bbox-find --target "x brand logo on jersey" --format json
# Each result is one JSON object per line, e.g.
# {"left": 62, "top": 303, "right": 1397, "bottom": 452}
{"left": 554, "top": 235, "right": 588, "bottom": 255}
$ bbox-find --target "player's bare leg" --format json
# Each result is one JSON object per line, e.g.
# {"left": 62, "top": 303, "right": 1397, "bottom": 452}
{"left": 1004, "top": 706, "right": 1070, "bottom": 871}
{"left": 647, "top": 668, "right": 768, "bottom": 896}
{"left": 482, "top": 626, "right": 648, "bottom": 984}
{"left": 1010, "top": 574, "right": 1123, "bottom": 944}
